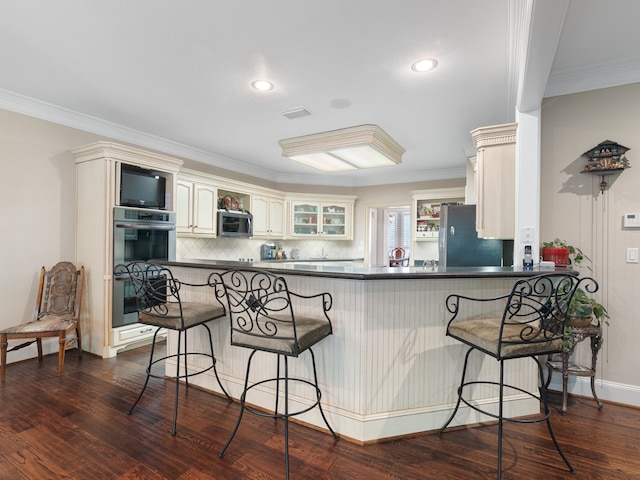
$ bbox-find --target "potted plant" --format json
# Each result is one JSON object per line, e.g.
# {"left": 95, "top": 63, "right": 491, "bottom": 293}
{"left": 567, "top": 287, "right": 609, "bottom": 327}
{"left": 563, "top": 287, "right": 609, "bottom": 348}
{"left": 541, "top": 238, "right": 589, "bottom": 268}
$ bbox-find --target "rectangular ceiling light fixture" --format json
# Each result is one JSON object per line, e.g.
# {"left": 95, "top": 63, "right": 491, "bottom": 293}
{"left": 279, "top": 124, "right": 405, "bottom": 173}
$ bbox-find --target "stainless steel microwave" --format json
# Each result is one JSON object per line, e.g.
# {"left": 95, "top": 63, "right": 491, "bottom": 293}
{"left": 217, "top": 210, "right": 253, "bottom": 237}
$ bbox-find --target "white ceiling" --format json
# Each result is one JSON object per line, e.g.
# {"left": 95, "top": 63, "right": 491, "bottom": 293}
{"left": 1, "top": 0, "right": 640, "bottom": 187}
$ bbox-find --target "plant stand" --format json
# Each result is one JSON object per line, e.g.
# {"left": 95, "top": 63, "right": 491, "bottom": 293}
{"left": 545, "top": 325, "right": 603, "bottom": 414}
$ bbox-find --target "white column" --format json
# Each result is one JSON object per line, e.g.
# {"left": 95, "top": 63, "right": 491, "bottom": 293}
{"left": 514, "top": 109, "right": 541, "bottom": 265}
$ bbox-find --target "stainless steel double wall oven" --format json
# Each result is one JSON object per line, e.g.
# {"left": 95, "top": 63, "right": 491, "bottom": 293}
{"left": 112, "top": 206, "right": 176, "bottom": 328}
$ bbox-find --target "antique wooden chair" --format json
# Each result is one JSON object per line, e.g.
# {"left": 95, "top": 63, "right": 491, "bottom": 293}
{"left": 389, "top": 247, "right": 408, "bottom": 266}
{"left": 1, "top": 261, "right": 84, "bottom": 381}
{"left": 214, "top": 268, "right": 339, "bottom": 480}
{"left": 113, "top": 262, "right": 231, "bottom": 435}
{"left": 438, "top": 272, "right": 598, "bottom": 479}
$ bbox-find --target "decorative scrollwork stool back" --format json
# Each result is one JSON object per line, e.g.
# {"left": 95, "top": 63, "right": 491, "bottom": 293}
{"left": 114, "top": 262, "right": 231, "bottom": 435}
{"left": 213, "top": 268, "right": 339, "bottom": 480}
{"left": 1, "top": 261, "right": 84, "bottom": 381}
{"left": 438, "top": 273, "right": 598, "bottom": 479}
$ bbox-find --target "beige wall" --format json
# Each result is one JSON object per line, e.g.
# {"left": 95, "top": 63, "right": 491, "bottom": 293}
{"left": 541, "top": 82, "right": 640, "bottom": 398}
{"left": 0, "top": 109, "right": 104, "bottom": 362}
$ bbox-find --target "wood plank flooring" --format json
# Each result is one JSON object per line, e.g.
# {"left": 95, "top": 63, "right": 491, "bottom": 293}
{"left": 1, "top": 343, "right": 639, "bottom": 479}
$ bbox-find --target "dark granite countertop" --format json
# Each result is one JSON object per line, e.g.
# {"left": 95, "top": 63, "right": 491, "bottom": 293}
{"left": 160, "top": 258, "right": 574, "bottom": 280}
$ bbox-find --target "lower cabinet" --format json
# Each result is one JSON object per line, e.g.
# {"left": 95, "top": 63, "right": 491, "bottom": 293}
{"left": 113, "top": 324, "right": 166, "bottom": 348}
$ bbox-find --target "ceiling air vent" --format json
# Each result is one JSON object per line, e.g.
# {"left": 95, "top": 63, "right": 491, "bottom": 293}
{"left": 281, "top": 107, "right": 312, "bottom": 120}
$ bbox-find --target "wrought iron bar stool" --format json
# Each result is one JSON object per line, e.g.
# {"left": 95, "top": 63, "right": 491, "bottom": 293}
{"left": 213, "top": 268, "right": 339, "bottom": 480}
{"left": 438, "top": 273, "right": 598, "bottom": 479}
{"left": 114, "top": 262, "right": 231, "bottom": 435}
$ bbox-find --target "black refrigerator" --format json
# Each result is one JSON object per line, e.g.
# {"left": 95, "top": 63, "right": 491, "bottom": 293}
{"left": 438, "top": 204, "right": 512, "bottom": 267}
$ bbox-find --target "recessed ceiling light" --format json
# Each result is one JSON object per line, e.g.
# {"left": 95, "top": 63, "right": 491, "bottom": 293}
{"left": 251, "top": 80, "right": 274, "bottom": 91}
{"left": 411, "top": 58, "right": 438, "bottom": 73}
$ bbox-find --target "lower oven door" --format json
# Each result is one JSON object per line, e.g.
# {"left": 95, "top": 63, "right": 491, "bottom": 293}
{"left": 112, "top": 218, "right": 176, "bottom": 328}
{"left": 112, "top": 275, "right": 139, "bottom": 328}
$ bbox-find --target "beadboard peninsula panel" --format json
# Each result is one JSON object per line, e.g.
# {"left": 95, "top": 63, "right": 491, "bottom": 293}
{"left": 165, "top": 266, "right": 539, "bottom": 442}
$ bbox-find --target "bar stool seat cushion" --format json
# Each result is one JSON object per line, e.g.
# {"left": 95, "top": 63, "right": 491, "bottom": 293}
{"left": 139, "top": 303, "right": 225, "bottom": 330}
{"left": 448, "top": 317, "right": 563, "bottom": 359}
{"left": 230, "top": 315, "right": 331, "bottom": 355}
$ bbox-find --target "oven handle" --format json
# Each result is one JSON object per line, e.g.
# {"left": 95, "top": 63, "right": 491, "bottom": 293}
{"left": 115, "top": 223, "right": 176, "bottom": 231}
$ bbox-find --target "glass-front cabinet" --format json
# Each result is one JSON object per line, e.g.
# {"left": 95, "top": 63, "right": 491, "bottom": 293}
{"left": 289, "top": 197, "right": 354, "bottom": 239}
{"left": 321, "top": 204, "right": 347, "bottom": 236}
{"left": 292, "top": 203, "right": 319, "bottom": 236}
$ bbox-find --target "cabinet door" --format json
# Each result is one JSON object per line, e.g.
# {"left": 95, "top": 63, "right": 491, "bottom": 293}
{"left": 193, "top": 184, "right": 217, "bottom": 235}
{"left": 252, "top": 195, "right": 269, "bottom": 236}
{"left": 176, "top": 181, "right": 193, "bottom": 234}
{"left": 471, "top": 123, "right": 516, "bottom": 239}
{"left": 291, "top": 202, "right": 319, "bottom": 236}
{"left": 252, "top": 195, "right": 285, "bottom": 238}
{"left": 476, "top": 144, "right": 514, "bottom": 238}
{"left": 321, "top": 203, "right": 349, "bottom": 238}
{"left": 268, "top": 197, "right": 285, "bottom": 237}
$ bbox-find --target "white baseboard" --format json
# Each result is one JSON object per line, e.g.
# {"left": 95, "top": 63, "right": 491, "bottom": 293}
{"left": 547, "top": 375, "right": 640, "bottom": 408}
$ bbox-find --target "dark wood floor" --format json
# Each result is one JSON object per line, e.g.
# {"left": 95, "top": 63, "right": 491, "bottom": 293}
{"left": 1, "top": 344, "right": 639, "bottom": 480}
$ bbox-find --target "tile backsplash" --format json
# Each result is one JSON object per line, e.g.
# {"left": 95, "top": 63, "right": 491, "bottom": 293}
{"left": 177, "top": 236, "right": 358, "bottom": 262}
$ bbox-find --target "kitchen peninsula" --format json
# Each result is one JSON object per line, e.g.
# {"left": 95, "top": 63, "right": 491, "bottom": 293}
{"left": 162, "top": 259, "right": 555, "bottom": 443}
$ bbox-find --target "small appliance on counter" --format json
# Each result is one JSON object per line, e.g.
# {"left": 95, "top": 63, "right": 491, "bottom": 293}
{"left": 261, "top": 243, "right": 277, "bottom": 260}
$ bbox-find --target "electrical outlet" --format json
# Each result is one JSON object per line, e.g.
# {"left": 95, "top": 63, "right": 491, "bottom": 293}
{"left": 521, "top": 227, "right": 534, "bottom": 244}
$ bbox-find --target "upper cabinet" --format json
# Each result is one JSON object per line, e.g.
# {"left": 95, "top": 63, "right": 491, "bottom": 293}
{"left": 175, "top": 169, "right": 357, "bottom": 241}
{"left": 252, "top": 193, "right": 285, "bottom": 238}
{"left": 287, "top": 195, "right": 355, "bottom": 239}
{"left": 176, "top": 179, "right": 218, "bottom": 236}
{"left": 411, "top": 188, "right": 466, "bottom": 242}
{"left": 471, "top": 123, "right": 517, "bottom": 239}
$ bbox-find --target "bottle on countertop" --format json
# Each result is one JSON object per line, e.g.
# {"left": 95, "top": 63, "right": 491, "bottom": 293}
{"left": 523, "top": 245, "right": 533, "bottom": 270}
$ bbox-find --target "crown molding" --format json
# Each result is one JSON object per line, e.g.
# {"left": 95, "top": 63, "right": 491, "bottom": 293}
{"left": 545, "top": 57, "right": 640, "bottom": 98}
{"left": 0, "top": 88, "right": 466, "bottom": 187}
{"left": 0, "top": 88, "right": 281, "bottom": 182}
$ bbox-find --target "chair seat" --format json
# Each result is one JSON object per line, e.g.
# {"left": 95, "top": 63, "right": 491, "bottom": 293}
{"left": 448, "top": 317, "right": 563, "bottom": 359}
{"left": 232, "top": 315, "right": 332, "bottom": 355}
{"left": 0, "top": 316, "right": 77, "bottom": 335}
{"left": 139, "top": 302, "right": 226, "bottom": 330}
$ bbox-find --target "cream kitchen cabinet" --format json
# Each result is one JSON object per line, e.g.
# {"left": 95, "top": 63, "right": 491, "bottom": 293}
{"left": 471, "top": 123, "right": 517, "bottom": 239}
{"left": 74, "top": 141, "right": 182, "bottom": 358}
{"left": 410, "top": 187, "right": 465, "bottom": 265}
{"left": 288, "top": 195, "right": 355, "bottom": 239}
{"left": 176, "top": 179, "right": 217, "bottom": 236}
{"left": 252, "top": 193, "right": 285, "bottom": 238}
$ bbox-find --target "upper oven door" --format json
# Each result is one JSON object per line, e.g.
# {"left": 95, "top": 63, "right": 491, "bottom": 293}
{"left": 113, "top": 221, "right": 176, "bottom": 264}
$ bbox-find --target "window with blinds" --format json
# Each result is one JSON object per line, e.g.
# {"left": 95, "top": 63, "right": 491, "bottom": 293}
{"left": 388, "top": 211, "right": 411, "bottom": 250}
